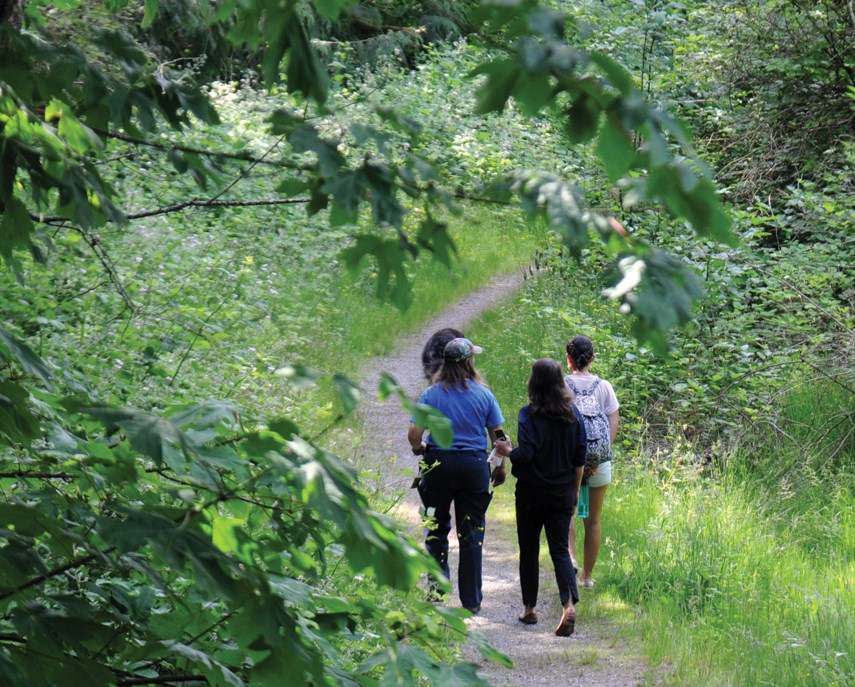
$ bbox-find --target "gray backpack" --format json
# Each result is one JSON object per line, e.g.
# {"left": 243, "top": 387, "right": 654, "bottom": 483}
{"left": 565, "top": 376, "right": 612, "bottom": 468}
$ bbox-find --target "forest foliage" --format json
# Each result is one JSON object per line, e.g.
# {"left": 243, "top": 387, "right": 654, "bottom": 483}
{"left": 0, "top": 0, "right": 853, "bottom": 686}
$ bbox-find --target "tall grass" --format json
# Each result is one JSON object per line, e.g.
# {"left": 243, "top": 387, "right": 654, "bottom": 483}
{"left": 608, "top": 443, "right": 854, "bottom": 686}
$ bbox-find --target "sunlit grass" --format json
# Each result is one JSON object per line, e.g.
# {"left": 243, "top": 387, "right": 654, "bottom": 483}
{"left": 604, "top": 444, "right": 854, "bottom": 687}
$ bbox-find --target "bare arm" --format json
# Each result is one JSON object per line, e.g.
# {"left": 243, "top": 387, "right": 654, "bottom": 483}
{"left": 488, "top": 425, "right": 508, "bottom": 487}
{"left": 408, "top": 423, "right": 425, "bottom": 453}
{"left": 572, "top": 465, "right": 584, "bottom": 506}
{"left": 608, "top": 411, "right": 619, "bottom": 445}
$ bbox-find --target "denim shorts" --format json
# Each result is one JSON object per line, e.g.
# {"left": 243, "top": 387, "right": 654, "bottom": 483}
{"left": 587, "top": 460, "right": 612, "bottom": 488}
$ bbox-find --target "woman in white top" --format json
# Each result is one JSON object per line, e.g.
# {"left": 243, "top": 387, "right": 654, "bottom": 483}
{"left": 565, "top": 335, "right": 619, "bottom": 588}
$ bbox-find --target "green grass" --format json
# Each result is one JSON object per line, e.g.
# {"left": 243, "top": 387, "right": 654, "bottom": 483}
{"left": 605, "top": 450, "right": 854, "bottom": 687}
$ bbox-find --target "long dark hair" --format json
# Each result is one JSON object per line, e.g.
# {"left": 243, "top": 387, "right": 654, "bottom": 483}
{"left": 432, "top": 357, "right": 485, "bottom": 390}
{"left": 527, "top": 358, "right": 577, "bottom": 423}
{"left": 566, "top": 335, "right": 595, "bottom": 371}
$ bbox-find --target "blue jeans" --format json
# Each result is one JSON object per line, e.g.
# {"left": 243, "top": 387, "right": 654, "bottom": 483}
{"left": 515, "top": 480, "right": 578, "bottom": 607}
{"left": 417, "top": 449, "right": 492, "bottom": 609}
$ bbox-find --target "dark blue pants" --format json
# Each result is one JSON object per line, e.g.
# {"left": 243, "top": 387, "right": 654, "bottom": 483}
{"left": 515, "top": 480, "right": 578, "bottom": 608}
{"left": 417, "top": 450, "right": 492, "bottom": 609}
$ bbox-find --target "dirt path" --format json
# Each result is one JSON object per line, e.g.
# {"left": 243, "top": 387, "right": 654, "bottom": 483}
{"left": 355, "top": 270, "right": 649, "bottom": 687}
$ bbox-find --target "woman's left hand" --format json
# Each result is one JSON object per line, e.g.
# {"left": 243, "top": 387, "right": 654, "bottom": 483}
{"left": 495, "top": 438, "right": 513, "bottom": 456}
{"left": 491, "top": 465, "right": 506, "bottom": 487}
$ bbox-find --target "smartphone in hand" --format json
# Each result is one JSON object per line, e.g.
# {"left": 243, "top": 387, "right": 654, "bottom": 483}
{"left": 490, "top": 429, "right": 507, "bottom": 469}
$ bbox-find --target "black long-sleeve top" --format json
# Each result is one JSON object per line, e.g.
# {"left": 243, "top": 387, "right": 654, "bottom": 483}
{"left": 509, "top": 404, "right": 587, "bottom": 487}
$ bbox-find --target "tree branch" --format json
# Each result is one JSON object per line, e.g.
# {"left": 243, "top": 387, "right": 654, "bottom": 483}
{"left": 0, "top": 549, "right": 113, "bottom": 602}
{"left": 116, "top": 675, "right": 207, "bottom": 686}
{"left": 34, "top": 197, "right": 310, "bottom": 226}
{"left": 93, "top": 128, "right": 311, "bottom": 172}
{"left": 0, "top": 471, "right": 74, "bottom": 479}
{"left": 74, "top": 227, "right": 137, "bottom": 312}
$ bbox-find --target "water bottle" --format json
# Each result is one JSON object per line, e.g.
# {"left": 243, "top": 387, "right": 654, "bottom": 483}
{"left": 577, "top": 483, "right": 589, "bottom": 519}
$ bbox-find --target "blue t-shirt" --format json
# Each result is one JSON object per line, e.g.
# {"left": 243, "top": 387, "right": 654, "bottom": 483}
{"left": 415, "top": 382, "right": 504, "bottom": 452}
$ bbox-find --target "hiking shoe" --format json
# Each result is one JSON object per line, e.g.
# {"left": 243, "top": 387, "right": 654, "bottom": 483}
{"left": 555, "top": 607, "right": 576, "bottom": 637}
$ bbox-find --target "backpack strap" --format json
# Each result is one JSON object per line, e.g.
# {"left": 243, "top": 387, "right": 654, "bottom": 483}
{"left": 589, "top": 378, "right": 601, "bottom": 394}
{"left": 565, "top": 376, "right": 579, "bottom": 395}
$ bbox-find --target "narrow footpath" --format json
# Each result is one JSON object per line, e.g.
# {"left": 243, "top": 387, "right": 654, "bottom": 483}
{"left": 356, "top": 270, "right": 650, "bottom": 687}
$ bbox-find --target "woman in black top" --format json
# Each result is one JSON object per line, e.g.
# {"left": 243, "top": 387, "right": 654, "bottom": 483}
{"left": 495, "top": 358, "right": 586, "bottom": 636}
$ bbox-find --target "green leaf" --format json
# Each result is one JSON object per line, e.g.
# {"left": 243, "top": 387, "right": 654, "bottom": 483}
{"left": 513, "top": 73, "right": 552, "bottom": 115}
{"left": 141, "top": 0, "right": 159, "bottom": 28}
{"left": 98, "top": 509, "right": 176, "bottom": 553}
{"left": 0, "top": 328, "right": 52, "bottom": 386}
{"left": 565, "top": 91, "right": 602, "bottom": 144}
{"left": 410, "top": 403, "right": 453, "bottom": 449}
{"left": 596, "top": 116, "right": 636, "bottom": 181}
{"left": 268, "top": 417, "right": 299, "bottom": 441}
{"left": 162, "top": 641, "right": 244, "bottom": 687}
{"left": 340, "top": 235, "right": 412, "bottom": 310}
{"left": 416, "top": 218, "right": 457, "bottom": 268}
{"left": 322, "top": 170, "right": 363, "bottom": 225}
{"left": 0, "top": 198, "right": 35, "bottom": 265}
{"left": 313, "top": 0, "right": 355, "bottom": 21}
{"left": 277, "top": 177, "right": 311, "bottom": 197}
{"left": 502, "top": 171, "right": 588, "bottom": 252}
{"left": 274, "top": 364, "right": 322, "bottom": 389}
{"left": 649, "top": 164, "right": 734, "bottom": 244}
{"left": 256, "top": 13, "right": 329, "bottom": 104}
{"left": 168, "top": 400, "right": 240, "bottom": 432}
{"left": 590, "top": 51, "right": 635, "bottom": 94}
{"left": 0, "top": 381, "right": 40, "bottom": 445}
{"left": 331, "top": 374, "right": 362, "bottom": 416}
{"left": 471, "top": 59, "right": 521, "bottom": 114}
{"left": 288, "top": 126, "right": 346, "bottom": 177}
{"left": 79, "top": 406, "right": 186, "bottom": 468}
{"left": 378, "top": 372, "right": 403, "bottom": 402}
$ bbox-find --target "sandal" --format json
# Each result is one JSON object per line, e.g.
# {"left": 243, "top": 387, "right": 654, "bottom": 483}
{"left": 555, "top": 607, "right": 576, "bottom": 637}
{"left": 518, "top": 610, "right": 538, "bottom": 625}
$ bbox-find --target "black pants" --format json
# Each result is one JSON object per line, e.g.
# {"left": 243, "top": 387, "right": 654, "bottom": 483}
{"left": 515, "top": 481, "right": 578, "bottom": 608}
{"left": 418, "top": 450, "right": 492, "bottom": 610}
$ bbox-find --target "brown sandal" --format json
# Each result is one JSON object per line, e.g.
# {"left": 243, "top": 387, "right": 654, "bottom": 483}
{"left": 518, "top": 610, "right": 538, "bottom": 625}
{"left": 555, "top": 607, "right": 576, "bottom": 637}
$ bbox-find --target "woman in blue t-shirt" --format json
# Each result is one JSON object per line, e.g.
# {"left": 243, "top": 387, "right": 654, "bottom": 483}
{"left": 407, "top": 338, "right": 507, "bottom": 614}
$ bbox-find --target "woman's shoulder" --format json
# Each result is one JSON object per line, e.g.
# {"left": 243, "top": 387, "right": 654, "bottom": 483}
{"left": 472, "top": 381, "right": 498, "bottom": 396}
{"left": 594, "top": 375, "right": 616, "bottom": 390}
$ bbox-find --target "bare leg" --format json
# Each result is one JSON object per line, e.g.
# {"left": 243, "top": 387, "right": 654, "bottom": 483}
{"left": 568, "top": 518, "right": 578, "bottom": 571}
{"left": 580, "top": 485, "right": 608, "bottom": 584}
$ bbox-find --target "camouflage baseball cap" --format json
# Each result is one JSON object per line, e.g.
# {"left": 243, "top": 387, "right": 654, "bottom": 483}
{"left": 443, "top": 337, "right": 483, "bottom": 361}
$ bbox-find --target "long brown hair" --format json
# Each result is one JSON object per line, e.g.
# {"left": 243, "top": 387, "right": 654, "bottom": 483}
{"left": 432, "top": 357, "right": 486, "bottom": 390}
{"left": 527, "top": 358, "right": 577, "bottom": 423}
